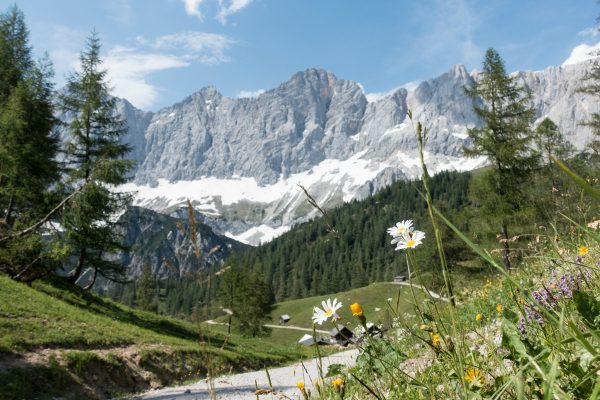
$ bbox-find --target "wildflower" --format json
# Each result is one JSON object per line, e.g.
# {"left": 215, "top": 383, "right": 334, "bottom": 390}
{"left": 464, "top": 367, "right": 484, "bottom": 385}
{"left": 331, "top": 378, "right": 344, "bottom": 390}
{"left": 296, "top": 381, "right": 305, "bottom": 390}
{"left": 350, "top": 302, "right": 363, "bottom": 316}
{"left": 431, "top": 333, "right": 441, "bottom": 348}
{"left": 475, "top": 313, "right": 483, "bottom": 322}
{"left": 312, "top": 298, "right": 342, "bottom": 325}
{"left": 394, "top": 230, "right": 426, "bottom": 250}
{"left": 517, "top": 317, "right": 527, "bottom": 335}
{"left": 387, "top": 220, "right": 413, "bottom": 238}
{"left": 496, "top": 304, "right": 503, "bottom": 314}
{"left": 387, "top": 297, "right": 393, "bottom": 302}
{"left": 579, "top": 245, "right": 589, "bottom": 256}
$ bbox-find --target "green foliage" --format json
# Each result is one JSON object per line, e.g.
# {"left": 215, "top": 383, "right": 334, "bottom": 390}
{"left": 233, "top": 171, "right": 473, "bottom": 303}
{"left": 464, "top": 48, "right": 539, "bottom": 269}
{"left": 59, "top": 31, "right": 135, "bottom": 287}
{"left": 63, "top": 350, "right": 104, "bottom": 376}
{"left": 218, "top": 267, "right": 274, "bottom": 337}
{"left": 136, "top": 263, "right": 158, "bottom": 312}
{"left": 0, "top": 360, "right": 79, "bottom": 400}
{"left": 578, "top": 54, "right": 600, "bottom": 158}
{"left": 0, "top": 5, "right": 60, "bottom": 281}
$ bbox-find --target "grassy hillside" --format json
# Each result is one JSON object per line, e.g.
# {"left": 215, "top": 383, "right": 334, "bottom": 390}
{"left": 205, "top": 282, "right": 433, "bottom": 348}
{"left": 268, "top": 282, "right": 428, "bottom": 330}
{"left": 0, "top": 275, "right": 317, "bottom": 400}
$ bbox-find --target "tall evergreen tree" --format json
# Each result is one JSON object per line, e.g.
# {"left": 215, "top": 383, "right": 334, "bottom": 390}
{"left": 0, "top": 6, "right": 59, "bottom": 280}
{"left": 217, "top": 267, "right": 274, "bottom": 337}
{"left": 464, "top": 48, "right": 538, "bottom": 269}
{"left": 137, "top": 264, "right": 158, "bottom": 312}
{"left": 60, "top": 32, "right": 134, "bottom": 287}
{"left": 578, "top": 45, "right": 600, "bottom": 159}
{"left": 534, "top": 118, "right": 574, "bottom": 166}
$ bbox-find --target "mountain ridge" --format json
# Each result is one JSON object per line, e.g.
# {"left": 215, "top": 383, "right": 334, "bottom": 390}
{"left": 109, "top": 60, "right": 597, "bottom": 245}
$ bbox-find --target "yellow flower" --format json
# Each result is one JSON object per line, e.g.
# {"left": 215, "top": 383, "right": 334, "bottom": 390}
{"left": 579, "top": 245, "right": 589, "bottom": 256}
{"left": 296, "top": 381, "right": 305, "bottom": 391}
{"left": 350, "top": 302, "right": 363, "bottom": 316}
{"left": 518, "top": 297, "right": 525, "bottom": 305}
{"left": 331, "top": 378, "right": 344, "bottom": 390}
{"left": 464, "top": 367, "right": 484, "bottom": 384}
{"left": 475, "top": 313, "right": 483, "bottom": 322}
{"left": 496, "top": 304, "right": 503, "bottom": 314}
{"left": 431, "top": 333, "right": 441, "bottom": 348}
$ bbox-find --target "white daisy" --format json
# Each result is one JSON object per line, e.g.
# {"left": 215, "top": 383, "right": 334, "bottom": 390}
{"left": 312, "top": 298, "right": 342, "bottom": 325}
{"left": 387, "top": 220, "right": 413, "bottom": 239}
{"left": 394, "top": 230, "right": 426, "bottom": 250}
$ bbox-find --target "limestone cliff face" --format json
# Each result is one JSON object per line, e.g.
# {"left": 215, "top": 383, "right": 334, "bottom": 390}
{"left": 111, "top": 62, "right": 598, "bottom": 245}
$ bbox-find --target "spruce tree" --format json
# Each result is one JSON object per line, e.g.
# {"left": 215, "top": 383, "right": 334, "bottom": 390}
{"left": 464, "top": 48, "right": 538, "bottom": 269}
{"left": 578, "top": 49, "right": 600, "bottom": 159}
{"left": 0, "top": 6, "right": 59, "bottom": 279}
{"left": 60, "top": 31, "right": 134, "bottom": 287}
{"left": 137, "top": 264, "right": 158, "bottom": 312}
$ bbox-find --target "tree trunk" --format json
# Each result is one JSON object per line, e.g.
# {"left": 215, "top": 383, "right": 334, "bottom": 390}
{"left": 5, "top": 189, "right": 15, "bottom": 228}
{"left": 83, "top": 266, "right": 98, "bottom": 291}
{"left": 68, "top": 247, "right": 87, "bottom": 284}
{"left": 500, "top": 222, "right": 511, "bottom": 270}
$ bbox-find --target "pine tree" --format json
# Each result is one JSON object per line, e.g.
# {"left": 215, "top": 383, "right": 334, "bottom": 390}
{"left": 464, "top": 48, "right": 539, "bottom": 269}
{"left": 60, "top": 32, "right": 134, "bottom": 287}
{"left": 534, "top": 118, "right": 574, "bottom": 166}
{"left": 217, "top": 268, "right": 274, "bottom": 337}
{"left": 137, "top": 264, "right": 158, "bottom": 312}
{"left": 0, "top": 6, "right": 59, "bottom": 280}
{"left": 578, "top": 50, "right": 600, "bottom": 158}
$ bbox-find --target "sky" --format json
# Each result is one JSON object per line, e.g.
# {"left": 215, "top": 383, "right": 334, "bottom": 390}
{"left": 9, "top": 0, "right": 600, "bottom": 111}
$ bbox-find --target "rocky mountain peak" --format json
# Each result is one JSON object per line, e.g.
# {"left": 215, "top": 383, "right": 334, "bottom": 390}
{"left": 115, "top": 62, "right": 599, "bottom": 245}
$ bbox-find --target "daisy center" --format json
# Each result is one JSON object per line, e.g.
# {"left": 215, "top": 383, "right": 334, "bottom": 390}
{"left": 325, "top": 310, "right": 334, "bottom": 317}
{"left": 407, "top": 239, "right": 416, "bottom": 248}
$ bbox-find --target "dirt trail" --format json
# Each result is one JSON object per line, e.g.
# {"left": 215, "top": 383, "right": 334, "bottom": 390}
{"left": 391, "top": 281, "right": 449, "bottom": 301}
{"left": 136, "top": 349, "right": 359, "bottom": 400}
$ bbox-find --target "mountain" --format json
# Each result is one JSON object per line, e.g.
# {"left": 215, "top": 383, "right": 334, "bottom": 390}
{"left": 115, "top": 206, "right": 246, "bottom": 279}
{"left": 113, "top": 61, "right": 598, "bottom": 245}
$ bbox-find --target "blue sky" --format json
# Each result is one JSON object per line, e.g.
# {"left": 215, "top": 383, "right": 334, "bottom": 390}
{"left": 10, "top": 0, "right": 600, "bottom": 110}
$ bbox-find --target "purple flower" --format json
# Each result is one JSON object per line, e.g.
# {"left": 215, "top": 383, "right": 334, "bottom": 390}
{"left": 518, "top": 317, "right": 527, "bottom": 335}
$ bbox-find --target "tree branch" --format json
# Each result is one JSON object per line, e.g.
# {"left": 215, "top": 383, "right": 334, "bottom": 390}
{"left": 0, "top": 185, "right": 84, "bottom": 243}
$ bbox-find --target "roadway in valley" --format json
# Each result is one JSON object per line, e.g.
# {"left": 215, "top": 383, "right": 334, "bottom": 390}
{"left": 136, "top": 348, "right": 359, "bottom": 400}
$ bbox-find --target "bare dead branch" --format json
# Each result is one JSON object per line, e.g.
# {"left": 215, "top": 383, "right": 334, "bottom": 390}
{"left": 297, "top": 184, "right": 338, "bottom": 237}
{"left": 0, "top": 185, "right": 84, "bottom": 243}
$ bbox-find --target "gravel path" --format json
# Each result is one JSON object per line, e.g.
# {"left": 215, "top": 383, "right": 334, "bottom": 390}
{"left": 391, "top": 281, "right": 449, "bottom": 301}
{"left": 136, "top": 349, "right": 359, "bottom": 400}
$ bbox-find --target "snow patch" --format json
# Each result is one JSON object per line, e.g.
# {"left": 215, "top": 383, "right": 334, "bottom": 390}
{"left": 225, "top": 225, "right": 291, "bottom": 246}
{"left": 123, "top": 150, "right": 389, "bottom": 209}
{"left": 562, "top": 41, "right": 600, "bottom": 66}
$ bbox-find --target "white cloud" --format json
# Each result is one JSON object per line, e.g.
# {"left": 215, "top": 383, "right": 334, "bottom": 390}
{"left": 35, "top": 24, "right": 235, "bottom": 109}
{"left": 562, "top": 42, "right": 600, "bottom": 66}
{"left": 152, "top": 31, "right": 235, "bottom": 64}
{"left": 237, "top": 88, "right": 265, "bottom": 98}
{"left": 578, "top": 27, "right": 600, "bottom": 38}
{"left": 183, "top": 0, "right": 206, "bottom": 20}
{"left": 217, "top": 0, "right": 253, "bottom": 24}
{"left": 181, "top": 0, "right": 253, "bottom": 24}
{"left": 103, "top": 46, "right": 190, "bottom": 109}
